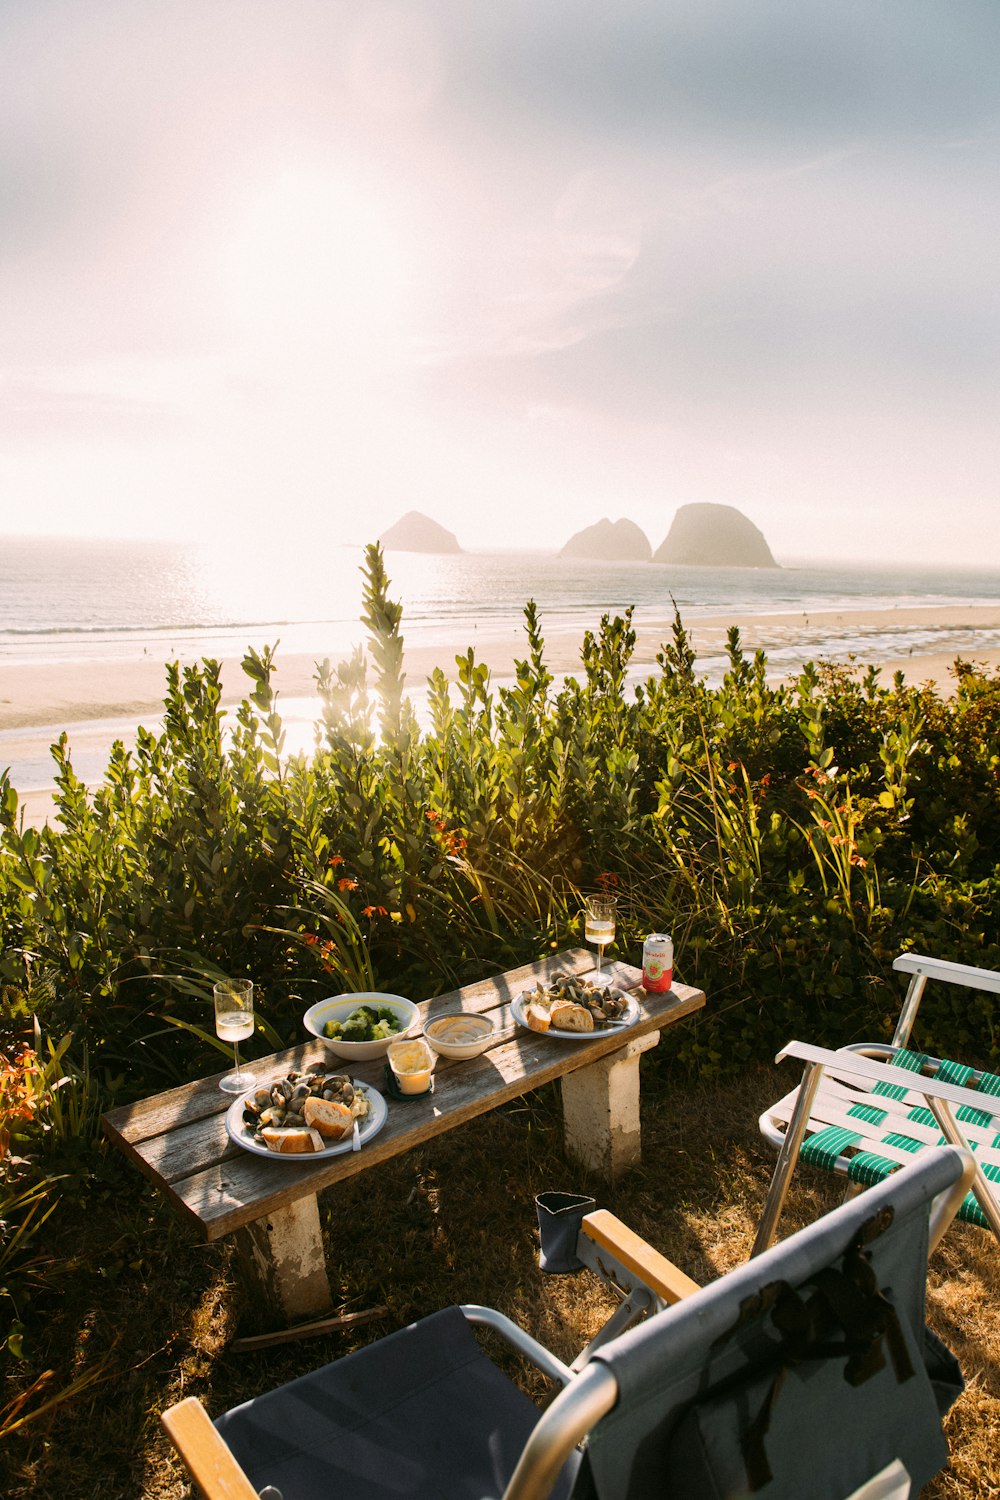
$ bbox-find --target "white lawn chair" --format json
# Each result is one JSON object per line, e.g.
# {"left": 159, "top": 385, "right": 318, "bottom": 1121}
{"left": 755, "top": 952, "right": 1000, "bottom": 1254}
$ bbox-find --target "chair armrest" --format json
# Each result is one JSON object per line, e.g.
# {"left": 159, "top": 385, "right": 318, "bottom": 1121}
{"left": 580, "top": 1211, "right": 701, "bottom": 1306}
{"left": 893, "top": 952, "right": 1000, "bottom": 994}
{"left": 161, "top": 1396, "right": 261, "bottom": 1500}
{"left": 777, "top": 1041, "right": 995, "bottom": 1111}
{"left": 461, "top": 1307, "right": 575, "bottom": 1386}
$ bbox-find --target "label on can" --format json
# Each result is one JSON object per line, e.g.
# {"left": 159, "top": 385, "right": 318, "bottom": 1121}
{"left": 642, "top": 933, "right": 673, "bottom": 993}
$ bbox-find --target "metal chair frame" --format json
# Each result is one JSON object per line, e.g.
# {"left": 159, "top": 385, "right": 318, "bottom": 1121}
{"left": 163, "top": 1146, "right": 975, "bottom": 1500}
{"left": 755, "top": 952, "right": 1000, "bottom": 1254}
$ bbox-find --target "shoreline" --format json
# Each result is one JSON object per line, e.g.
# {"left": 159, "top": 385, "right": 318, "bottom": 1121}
{"left": 5, "top": 603, "right": 1000, "bottom": 831}
{"left": 5, "top": 602, "right": 1000, "bottom": 736}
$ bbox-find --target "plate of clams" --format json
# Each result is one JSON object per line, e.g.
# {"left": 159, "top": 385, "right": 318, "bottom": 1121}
{"left": 512, "top": 974, "right": 640, "bottom": 1039}
{"left": 225, "top": 1063, "right": 388, "bottom": 1160}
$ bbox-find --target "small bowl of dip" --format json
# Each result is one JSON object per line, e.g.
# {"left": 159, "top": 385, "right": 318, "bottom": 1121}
{"left": 424, "top": 1012, "right": 495, "bottom": 1060}
{"left": 386, "top": 1037, "right": 436, "bottom": 1095}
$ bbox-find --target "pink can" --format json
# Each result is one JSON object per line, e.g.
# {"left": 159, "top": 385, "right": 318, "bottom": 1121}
{"left": 642, "top": 933, "right": 673, "bottom": 993}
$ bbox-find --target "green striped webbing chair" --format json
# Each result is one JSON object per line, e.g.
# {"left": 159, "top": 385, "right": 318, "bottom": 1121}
{"left": 754, "top": 952, "right": 1000, "bottom": 1255}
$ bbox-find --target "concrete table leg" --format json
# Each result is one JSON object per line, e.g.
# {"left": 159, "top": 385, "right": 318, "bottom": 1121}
{"left": 233, "top": 1195, "right": 333, "bottom": 1322}
{"left": 561, "top": 1031, "right": 661, "bottom": 1181}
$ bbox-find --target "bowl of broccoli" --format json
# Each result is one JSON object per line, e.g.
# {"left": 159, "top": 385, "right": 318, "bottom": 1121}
{"left": 303, "top": 992, "right": 419, "bottom": 1060}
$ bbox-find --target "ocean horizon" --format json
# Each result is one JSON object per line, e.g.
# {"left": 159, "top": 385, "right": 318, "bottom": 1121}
{"left": 4, "top": 533, "right": 1000, "bottom": 655}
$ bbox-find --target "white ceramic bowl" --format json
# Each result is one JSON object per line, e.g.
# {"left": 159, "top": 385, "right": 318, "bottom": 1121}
{"left": 424, "top": 1012, "right": 495, "bottom": 1060}
{"left": 303, "top": 993, "right": 419, "bottom": 1060}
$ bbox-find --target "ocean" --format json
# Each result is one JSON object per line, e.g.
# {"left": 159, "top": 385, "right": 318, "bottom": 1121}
{"left": 3, "top": 534, "right": 1000, "bottom": 792}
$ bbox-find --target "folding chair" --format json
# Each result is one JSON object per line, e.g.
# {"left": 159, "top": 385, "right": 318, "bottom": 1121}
{"left": 756, "top": 952, "right": 1000, "bottom": 1254}
{"left": 162, "top": 1146, "right": 972, "bottom": 1500}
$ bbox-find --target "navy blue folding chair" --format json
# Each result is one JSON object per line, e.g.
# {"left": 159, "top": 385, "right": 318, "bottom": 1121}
{"left": 163, "top": 1146, "right": 972, "bottom": 1500}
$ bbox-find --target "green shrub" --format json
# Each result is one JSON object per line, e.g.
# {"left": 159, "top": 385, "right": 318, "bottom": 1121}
{"left": 2, "top": 545, "right": 999, "bottom": 1107}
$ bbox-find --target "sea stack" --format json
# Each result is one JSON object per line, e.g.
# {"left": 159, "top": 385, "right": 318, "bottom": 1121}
{"left": 654, "top": 504, "right": 777, "bottom": 568}
{"left": 379, "top": 510, "right": 463, "bottom": 554}
{"left": 560, "top": 517, "right": 652, "bottom": 562}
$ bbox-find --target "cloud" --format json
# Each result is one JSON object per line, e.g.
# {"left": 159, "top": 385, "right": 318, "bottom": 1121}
{"left": 0, "top": 1, "right": 998, "bottom": 562}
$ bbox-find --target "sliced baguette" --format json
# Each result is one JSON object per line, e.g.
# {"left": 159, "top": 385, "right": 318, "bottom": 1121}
{"left": 303, "top": 1097, "right": 354, "bottom": 1140}
{"left": 261, "top": 1126, "right": 326, "bottom": 1155}
{"left": 549, "top": 1000, "right": 594, "bottom": 1033}
{"left": 524, "top": 1000, "right": 552, "bottom": 1033}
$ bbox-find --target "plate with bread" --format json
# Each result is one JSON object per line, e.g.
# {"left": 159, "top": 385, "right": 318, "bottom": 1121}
{"left": 513, "top": 974, "right": 640, "bottom": 1039}
{"left": 225, "top": 1064, "right": 387, "bottom": 1160}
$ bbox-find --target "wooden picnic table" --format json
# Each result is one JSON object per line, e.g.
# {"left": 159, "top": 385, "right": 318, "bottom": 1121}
{"left": 102, "top": 947, "right": 705, "bottom": 1322}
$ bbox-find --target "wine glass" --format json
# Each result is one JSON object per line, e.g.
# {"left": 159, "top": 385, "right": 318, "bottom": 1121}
{"left": 214, "top": 979, "right": 256, "bottom": 1094}
{"left": 584, "top": 895, "right": 617, "bottom": 979}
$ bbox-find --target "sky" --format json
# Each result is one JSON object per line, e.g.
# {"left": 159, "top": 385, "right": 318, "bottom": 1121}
{"left": 1, "top": 1, "right": 998, "bottom": 565}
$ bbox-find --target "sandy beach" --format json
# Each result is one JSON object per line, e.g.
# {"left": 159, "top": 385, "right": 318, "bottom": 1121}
{"left": 6, "top": 603, "right": 1000, "bottom": 734}
{"left": 5, "top": 603, "right": 1000, "bottom": 831}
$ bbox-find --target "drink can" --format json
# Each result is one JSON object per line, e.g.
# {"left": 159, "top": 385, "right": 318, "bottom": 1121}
{"left": 642, "top": 933, "right": 673, "bottom": 993}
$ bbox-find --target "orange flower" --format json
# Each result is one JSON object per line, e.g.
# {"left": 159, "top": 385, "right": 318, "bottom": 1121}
{"left": 328, "top": 854, "right": 344, "bottom": 867}
{"left": 337, "top": 877, "right": 358, "bottom": 892}
{"left": 0, "top": 1046, "right": 38, "bottom": 1160}
{"left": 303, "top": 932, "right": 320, "bottom": 947}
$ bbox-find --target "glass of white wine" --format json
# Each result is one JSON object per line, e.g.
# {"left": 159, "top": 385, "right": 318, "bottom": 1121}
{"left": 584, "top": 895, "right": 617, "bottom": 979}
{"left": 214, "top": 978, "right": 256, "bottom": 1094}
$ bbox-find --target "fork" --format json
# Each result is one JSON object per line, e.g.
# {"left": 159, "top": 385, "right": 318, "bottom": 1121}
{"left": 352, "top": 1118, "right": 361, "bottom": 1152}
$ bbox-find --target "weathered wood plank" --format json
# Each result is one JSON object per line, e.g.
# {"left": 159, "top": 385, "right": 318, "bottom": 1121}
{"left": 103, "top": 960, "right": 593, "bottom": 1146}
{"left": 101, "top": 947, "right": 616, "bottom": 1153}
{"left": 101, "top": 1040, "right": 333, "bottom": 1148}
{"left": 102, "top": 950, "right": 705, "bottom": 1242}
{"left": 173, "top": 995, "right": 703, "bottom": 1239}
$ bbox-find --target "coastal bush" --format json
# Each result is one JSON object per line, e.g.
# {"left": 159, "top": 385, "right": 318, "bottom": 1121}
{"left": 5, "top": 542, "right": 1000, "bottom": 1411}
{"left": 0, "top": 1024, "right": 106, "bottom": 1370}
{"left": 4, "top": 555, "right": 1000, "bottom": 1489}
{"left": 2, "top": 543, "right": 999, "bottom": 1110}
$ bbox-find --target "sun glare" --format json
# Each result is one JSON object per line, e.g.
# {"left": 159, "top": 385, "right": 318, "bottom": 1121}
{"left": 225, "top": 168, "right": 408, "bottom": 361}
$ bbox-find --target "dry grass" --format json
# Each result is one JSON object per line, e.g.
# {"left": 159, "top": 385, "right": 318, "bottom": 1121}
{"left": 4, "top": 1063, "right": 998, "bottom": 1497}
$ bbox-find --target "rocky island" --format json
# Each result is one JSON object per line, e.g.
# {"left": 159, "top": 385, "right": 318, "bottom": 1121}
{"left": 379, "top": 510, "right": 463, "bottom": 554}
{"left": 560, "top": 517, "right": 652, "bottom": 562}
{"left": 653, "top": 503, "right": 777, "bottom": 568}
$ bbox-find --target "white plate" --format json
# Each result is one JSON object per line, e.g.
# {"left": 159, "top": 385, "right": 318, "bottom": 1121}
{"left": 225, "top": 1080, "right": 388, "bottom": 1161}
{"left": 512, "top": 990, "right": 641, "bottom": 1040}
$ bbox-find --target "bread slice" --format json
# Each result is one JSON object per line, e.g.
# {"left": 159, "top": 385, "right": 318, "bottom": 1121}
{"left": 524, "top": 1000, "right": 552, "bottom": 1033}
{"left": 303, "top": 1097, "right": 354, "bottom": 1140}
{"left": 549, "top": 1001, "right": 594, "bottom": 1033}
{"left": 261, "top": 1126, "right": 326, "bottom": 1154}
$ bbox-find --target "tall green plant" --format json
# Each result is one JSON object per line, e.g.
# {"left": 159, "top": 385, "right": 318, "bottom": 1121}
{"left": 3, "top": 550, "right": 1000, "bottom": 1105}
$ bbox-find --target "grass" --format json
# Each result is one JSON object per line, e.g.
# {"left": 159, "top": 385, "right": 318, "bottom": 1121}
{"left": 3, "top": 1062, "right": 998, "bottom": 1498}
